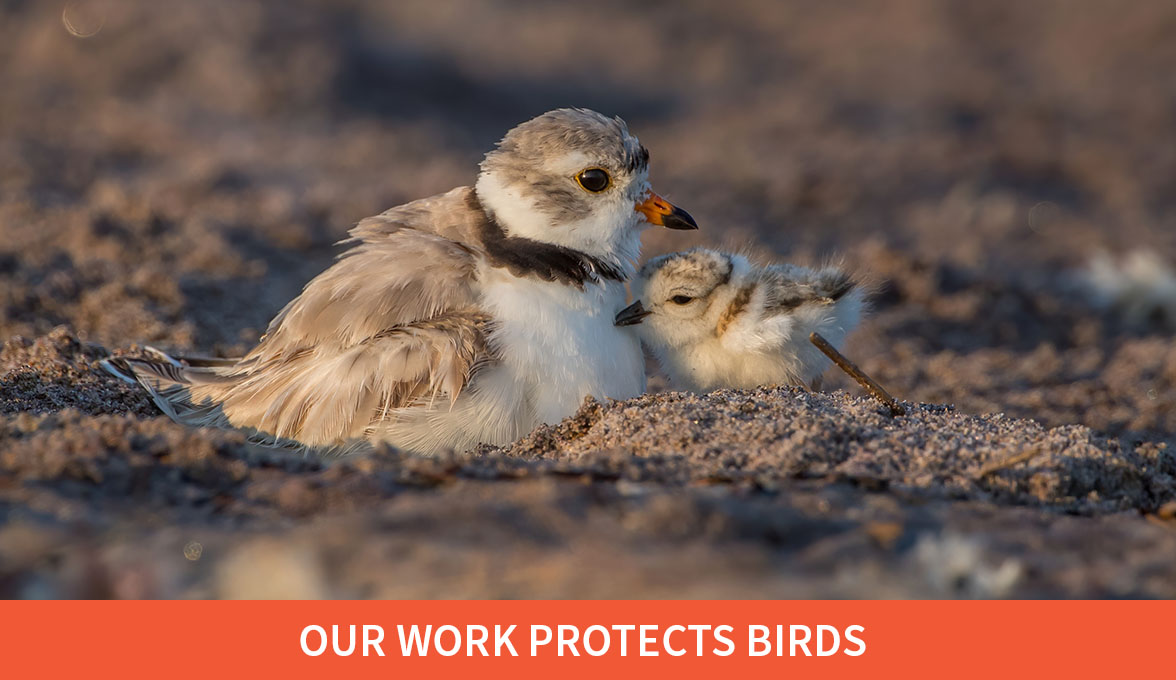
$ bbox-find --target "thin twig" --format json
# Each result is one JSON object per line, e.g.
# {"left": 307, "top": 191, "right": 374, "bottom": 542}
{"left": 976, "top": 446, "right": 1043, "bottom": 479}
{"left": 810, "top": 332, "right": 906, "bottom": 417}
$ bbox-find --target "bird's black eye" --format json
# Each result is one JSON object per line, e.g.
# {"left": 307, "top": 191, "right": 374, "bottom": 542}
{"left": 575, "top": 168, "right": 611, "bottom": 193}
{"left": 670, "top": 295, "right": 694, "bottom": 305}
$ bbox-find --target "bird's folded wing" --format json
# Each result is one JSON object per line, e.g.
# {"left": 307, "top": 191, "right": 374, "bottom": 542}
{"left": 717, "top": 268, "right": 854, "bottom": 354}
{"left": 110, "top": 312, "right": 491, "bottom": 452}
{"left": 110, "top": 187, "right": 496, "bottom": 452}
{"left": 256, "top": 187, "right": 484, "bottom": 354}
{"left": 761, "top": 264, "right": 856, "bottom": 308}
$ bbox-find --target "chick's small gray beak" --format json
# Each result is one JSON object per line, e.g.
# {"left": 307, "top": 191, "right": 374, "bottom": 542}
{"left": 615, "top": 300, "right": 653, "bottom": 326}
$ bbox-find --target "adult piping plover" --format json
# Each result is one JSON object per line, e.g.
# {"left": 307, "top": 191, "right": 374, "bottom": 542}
{"left": 616, "top": 248, "right": 863, "bottom": 393}
{"left": 105, "top": 108, "right": 697, "bottom": 455}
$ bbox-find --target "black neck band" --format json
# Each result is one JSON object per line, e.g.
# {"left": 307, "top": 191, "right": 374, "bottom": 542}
{"left": 468, "top": 192, "right": 626, "bottom": 288}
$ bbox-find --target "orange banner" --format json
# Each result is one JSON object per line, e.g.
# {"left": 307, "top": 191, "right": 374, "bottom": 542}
{"left": 0, "top": 601, "right": 1166, "bottom": 678}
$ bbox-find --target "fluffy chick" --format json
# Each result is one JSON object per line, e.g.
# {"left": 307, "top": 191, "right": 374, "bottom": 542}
{"left": 620, "top": 248, "right": 864, "bottom": 392}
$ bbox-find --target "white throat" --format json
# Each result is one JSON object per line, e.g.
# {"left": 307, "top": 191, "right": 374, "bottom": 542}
{"left": 475, "top": 170, "right": 645, "bottom": 276}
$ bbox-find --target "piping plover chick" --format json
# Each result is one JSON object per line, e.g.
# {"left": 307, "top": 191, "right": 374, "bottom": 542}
{"left": 616, "top": 248, "right": 864, "bottom": 393}
{"left": 104, "top": 108, "right": 697, "bottom": 455}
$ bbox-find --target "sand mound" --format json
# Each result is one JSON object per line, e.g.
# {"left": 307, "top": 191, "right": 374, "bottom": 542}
{"left": 2, "top": 331, "right": 1174, "bottom": 598}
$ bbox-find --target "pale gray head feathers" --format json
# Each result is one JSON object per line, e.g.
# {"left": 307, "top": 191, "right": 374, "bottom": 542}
{"left": 480, "top": 107, "right": 650, "bottom": 210}
{"left": 474, "top": 108, "right": 656, "bottom": 269}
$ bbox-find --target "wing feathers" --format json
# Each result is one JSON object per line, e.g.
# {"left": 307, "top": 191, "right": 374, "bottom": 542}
{"left": 259, "top": 232, "right": 478, "bottom": 352}
{"left": 111, "top": 311, "right": 492, "bottom": 451}
{"left": 109, "top": 187, "right": 496, "bottom": 453}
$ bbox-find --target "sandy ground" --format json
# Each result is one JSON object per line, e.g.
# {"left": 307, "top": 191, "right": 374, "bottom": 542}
{"left": 2, "top": 0, "right": 1176, "bottom": 598}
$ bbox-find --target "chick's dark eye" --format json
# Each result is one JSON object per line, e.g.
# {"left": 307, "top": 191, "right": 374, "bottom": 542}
{"left": 575, "top": 168, "right": 611, "bottom": 192}
{"left": 670, "top": 295, "right": 694, "bottom": 305}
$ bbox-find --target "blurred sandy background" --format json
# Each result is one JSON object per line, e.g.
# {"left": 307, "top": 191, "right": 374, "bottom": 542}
{"left": 2, "top": 0, "right": 1175, "bottom": 598}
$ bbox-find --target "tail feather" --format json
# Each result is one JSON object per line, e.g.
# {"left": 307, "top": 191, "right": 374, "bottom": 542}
{"left": 142, "top": 346, "right": 184, "bottom": 367}
{"left": 99, "top": 358, "right": 139, "bottom": 386}
{"left": 100, "top": 352, "right": 328, "bottom": 454}
{"left": 148, "top": 347, "right": 242, "bottom": 369}
{"left": 100, "top": 353, "right": 235, "bottom": 428}
{"left": 99, "top": 312, "right": 486, "bottom": 456}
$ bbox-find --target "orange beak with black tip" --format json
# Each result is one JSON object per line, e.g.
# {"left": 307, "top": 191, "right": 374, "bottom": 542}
{"left": 636, "top": 191, "right": 698, "bottom": 230}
